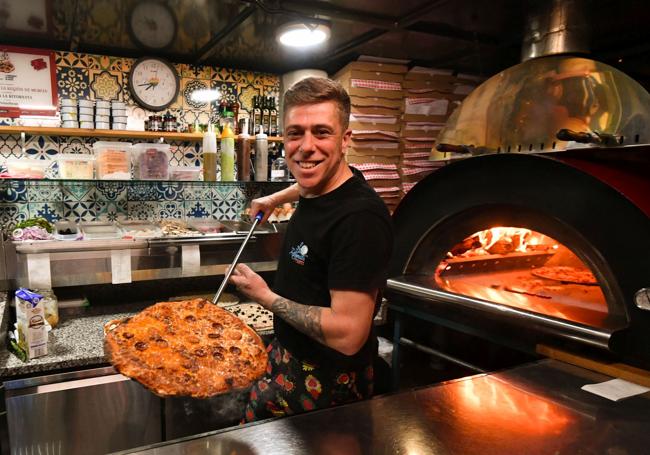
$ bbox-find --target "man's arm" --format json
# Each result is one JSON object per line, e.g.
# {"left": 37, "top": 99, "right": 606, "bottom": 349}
{"left": 229, "top": 264, "right": 376, "bottom": 356}
{"left": 250, "top": 184, "right": 299, "bottom": 223}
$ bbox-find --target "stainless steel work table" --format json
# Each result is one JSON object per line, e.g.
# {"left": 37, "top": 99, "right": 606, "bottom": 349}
{"left": 117, "top": 359, "right": 650, "bottom": 455}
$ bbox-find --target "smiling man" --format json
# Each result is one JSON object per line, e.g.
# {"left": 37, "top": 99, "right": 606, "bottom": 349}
{"left": 229, "top": 77, "right": 393, "bottom": 421}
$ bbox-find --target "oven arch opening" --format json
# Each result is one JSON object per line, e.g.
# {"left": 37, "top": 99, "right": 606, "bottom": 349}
{"left": 404, "top": 205, "right": 629, "bottom": 332}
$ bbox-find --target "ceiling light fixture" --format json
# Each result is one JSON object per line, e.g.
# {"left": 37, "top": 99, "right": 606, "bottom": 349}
{"left": 276, "top": 21, "right": 331, "bottom": 48}
{"left": 190, "top": 89, "right": 221, "bottom": 103}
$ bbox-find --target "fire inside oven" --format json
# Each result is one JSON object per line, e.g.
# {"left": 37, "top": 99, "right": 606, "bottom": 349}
{"left": 405, "top": 205, "right": 629, "bottom": 333}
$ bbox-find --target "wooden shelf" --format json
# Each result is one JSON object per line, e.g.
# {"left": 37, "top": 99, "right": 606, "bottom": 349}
{"left": 0, "top": 125, "right": 283, "bottom": 142}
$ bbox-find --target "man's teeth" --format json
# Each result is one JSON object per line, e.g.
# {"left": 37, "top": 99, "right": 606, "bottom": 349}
{"left": 299, "top": 161, "right": 318, "bottom": 169}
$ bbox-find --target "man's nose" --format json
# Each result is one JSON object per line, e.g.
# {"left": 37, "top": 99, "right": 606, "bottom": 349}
{"left": 300, "top": 132, "right": 315, "bottom": 153}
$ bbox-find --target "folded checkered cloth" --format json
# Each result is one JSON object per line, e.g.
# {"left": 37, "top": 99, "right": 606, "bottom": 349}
{"left": 363, "top": 171, "right": 401, "bottom": 180}
{"left": 402, "top": 182, "right": 417, "bottom": 192}
{"left": 402, "top": 167, "right": 435, "bottom": 176}
{"left": 373, "top": 186, "right": 401, "bottom": 193}
{"left": 403, "top": 142, "right": 435, "bottom": 149}
{"left": 350, "top": 114, "right": 398, "bottom": 124}
{"left": 351, "top": 79, "right": 402, "bottom": 91}
{"left": 352, "top": 130, "right": 399, "bottom": 138}
{"left": 402, "top": 160, "right": 442, "bottom": 168}
{"left": 350, "top": 163, "right": 398, "bottom": 171}
{"left": 402, "top": 151, "right": 431, "bottom": 159}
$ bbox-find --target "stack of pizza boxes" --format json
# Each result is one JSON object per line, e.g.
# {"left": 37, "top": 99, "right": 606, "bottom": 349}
{"left": 399, "top": 67, "right": 463, "bottom": 195}
{"left": 334, "top": 61, "right": 407, "bottom": 211}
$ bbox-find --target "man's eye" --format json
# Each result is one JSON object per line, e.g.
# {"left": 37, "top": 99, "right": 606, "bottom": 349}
{"left": 286, "top": 131, "right": 302, "bottom": 138}
{"left": 315, "top": 130, "right": 333, "bottom": 137}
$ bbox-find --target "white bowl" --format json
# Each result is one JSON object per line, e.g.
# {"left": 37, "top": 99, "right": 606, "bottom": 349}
{"left": 79, "top": 114, "right": 94, "bottom": 122}
{"left": 62, "top": 121, "right": 79, "bottom": 128}
{"left": 78, "top": 99, "right": 94, "bottom": 108}
{"left": 60, "top": 106, "right": 77, "bottom": 114}
{"left": 112, "top": 116, "right": 128, "bottom": 123}
{"left": 111, "top": 101, "right": 126, "bottom": 109}
{"left": 96, "top": 107, "right": 110, "bottom": 116}
{"left": 96, "top": 121, "right": 110, "bottom": 129}
{"left": 112, "top": 123, "right": 127, "bottom": 130}
{"left": 95, "top": 115, "right": 110, "bottom": 122}
{"left": 111, "top": 109, "right": 127, "bottom": 117}
{"left": 96, "top": 101, "right": 111, "bottom": 109}
{"left": 80, "top": 121, "right": 94, "bottom": 129}
{"left": 61, "top": 113, "right": 77, "bottom": 121}
{"left": 79, "top": 107, "right": 94, "bottom": 115}
{"left": 60, "top": 98, "right": 76, "bottom": 107}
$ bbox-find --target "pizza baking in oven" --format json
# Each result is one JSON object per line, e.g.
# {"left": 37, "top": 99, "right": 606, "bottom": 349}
{"left": 531, "top": 266, "right": 598, "bottom": 285}
{"left": 104, "top": 299, "right": 267, "bottom": 398}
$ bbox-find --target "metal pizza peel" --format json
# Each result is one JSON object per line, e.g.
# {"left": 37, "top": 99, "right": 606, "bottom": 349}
{"left": 212, "top": 211, "right": 264, "bottom": 304}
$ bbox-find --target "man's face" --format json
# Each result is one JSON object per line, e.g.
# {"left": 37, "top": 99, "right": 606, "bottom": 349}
{"left": 283, "top": 101, "right": 351, "bottom": 197}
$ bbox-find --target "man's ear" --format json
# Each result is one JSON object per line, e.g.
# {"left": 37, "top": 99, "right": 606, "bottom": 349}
{"left": 341, "top": 128, "right": 352, "bottom": 152}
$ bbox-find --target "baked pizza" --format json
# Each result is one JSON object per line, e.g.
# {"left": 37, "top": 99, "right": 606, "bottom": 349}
{"left": 531, "top": 266, "right": 598, "bottom": 285}
{"left": 104, "top": 299, "right": 267, "bottom": 398}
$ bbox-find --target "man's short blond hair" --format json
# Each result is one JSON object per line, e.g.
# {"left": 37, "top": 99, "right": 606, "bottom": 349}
{"left": 283, "top": 77, "right": 351, "bottom": 130}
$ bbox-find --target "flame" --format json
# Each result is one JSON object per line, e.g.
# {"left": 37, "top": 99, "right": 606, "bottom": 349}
{"left": 449, "top": 226, "right": 558, "bottom": 258}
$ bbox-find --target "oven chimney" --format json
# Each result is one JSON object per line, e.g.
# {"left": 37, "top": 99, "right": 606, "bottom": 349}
{"left": 521, "top": 0, "right": 590, "bottom": 61}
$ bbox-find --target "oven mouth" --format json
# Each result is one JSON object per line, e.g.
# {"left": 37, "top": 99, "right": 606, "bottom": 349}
{"left": 393, "top": 204, "right": 629, "bottom": 341}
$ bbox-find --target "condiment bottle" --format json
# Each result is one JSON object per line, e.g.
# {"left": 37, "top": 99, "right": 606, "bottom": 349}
{"left": 202, "top": 127, "right": 218, "bottom": 181}
{"left": 271, "top": 144, "right": 289, "bottom": 181}
{"left": 220, "top": 123, "right": 235, "bottom": 181}
{"left": 237, "top": 119, "right": 251, "bottom": 181}
{"left": 254, "top": 126, "right": 268, "bottom": 182}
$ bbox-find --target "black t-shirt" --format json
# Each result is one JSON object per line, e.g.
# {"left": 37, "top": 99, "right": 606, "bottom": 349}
{"left": 273, "top": 175, "right": 393, "bottom": 371}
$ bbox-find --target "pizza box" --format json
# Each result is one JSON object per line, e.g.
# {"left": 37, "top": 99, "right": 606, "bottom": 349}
{"left": 335, "top": 69, "right": 405, "bottom": 83}
{"left": 336, "top": 61, "right": 408, "bottom": 74}
{"left": 350, "top": 96, "right": 403, "bottom": 110}
{"left": 79, "top": 222, "right": 122, "bottom": 240}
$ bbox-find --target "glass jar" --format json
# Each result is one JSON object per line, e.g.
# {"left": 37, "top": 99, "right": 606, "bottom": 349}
{"left": 163, "top": 112, "right": 177, "bottom": 132}
{"left": 149, "top": 115, "right": 163, "bottom": 132}
{"left": 34, "top": 289, "right": 59, "bottom": 328}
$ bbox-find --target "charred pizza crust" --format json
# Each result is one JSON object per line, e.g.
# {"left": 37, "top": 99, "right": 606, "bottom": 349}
{"left": 531, "top": 266, "right": 598, "bottom": 285}
{"left": 104, "top": 299, "right": 267, "bottom": 398}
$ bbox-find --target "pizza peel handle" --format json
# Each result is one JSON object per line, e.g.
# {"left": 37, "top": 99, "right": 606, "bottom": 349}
{"left": 213, "top": 211, "right": 264, "bottom": 305}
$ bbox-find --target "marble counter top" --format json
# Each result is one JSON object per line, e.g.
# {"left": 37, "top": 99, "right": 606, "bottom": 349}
{"left": 0, "top": 297, "right": 273, "bottom": 379}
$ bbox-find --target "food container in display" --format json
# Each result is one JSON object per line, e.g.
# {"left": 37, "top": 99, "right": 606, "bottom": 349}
{"left": 60, "top": 106, "right": 77, "bottom": 113}
{"left": 5, "top": 158, "right": 51, "bottom": 179}
{"left": 60, "top": 98, "right": 76, "bottom": 107}
{"left": 79, "top": 107, "right": 94, "bottom": 115}
{"left": 93, "top": 141, "right": 132, "bottom": 180}
{"left": 62, "top": 121, "right": 79, "bottom": 128}
{"left": 95, "top": 121, "right": 110, "bottom": 130}
{"left": 80, "top": 121, "right": 94, "bottom": 129}
{"left": 79, "top": 222, "right": 122, "bottom": 239}
{"left": 79, "top": 114, "right": 93, "bottom": 122}
{"left": 55, "top": 154, "right": 95, "bottom": 179}
{"left": 78, "top": 99, "right": 94, "bottom": 108}
{"left": 113, "top": 115, "right": 128, "bottom": 123}
{"left": 111, "top": 101, "right": 126, "bottom": 109}
{"left": 61, "top": 113, "right": 77, "bottom": 121}
{"left": 112, "top": 123, "right": 127, "bottom": 130}
{"left": 132, "top": 143, "right": 170, "bottom": 180}
{"left": 188, "top": 218, "right": 229, "bottom": 235}
{"left": 112, "top": 109, "right": 127, "bottom": 117}
{"left": 118, "top": 221, "right": 162, "bottom": 239}
{"left": 95, "top": 115, "right": 110, "bottom": 123}
{"left": 96, "top": 108, "right": 110, "bottom": 116}
{"left": 96, "top": 100, "right": 110, "bottom": 109}
{"left": 169, "top": 165, "right": 202, "bottom": 181}
{"left": 53, "top": 220, "right": 79, "bottom": 241}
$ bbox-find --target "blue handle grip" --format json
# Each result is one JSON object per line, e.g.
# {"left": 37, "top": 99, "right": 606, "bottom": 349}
{"left": 255, "top": 211, "right": 264, "bottom": 222}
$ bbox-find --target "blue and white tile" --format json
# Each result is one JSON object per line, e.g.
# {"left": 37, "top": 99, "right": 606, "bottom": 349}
{"left": 185, "top": 200, "right": 211, "bottom": 219}
{"left": 157, "top": 201, "right": 184, "bottom": 219}
{"left": 0, "top": 203, "right": 29, "bottom": 231}
{"left": 96, "top": 181, "right": 127, "bottom": 201}
{"left": 28, "top": 202, "right": 64, "bottom": 223}
{"left": 212, "top": 197, "right": 243, "bottom": 220}
{"left": 27, "top": 182, "right": 63, "bottom": 202}
{"left": 155, "top": 182, "right": 184, "bottom": 201}
{"left": 96, "top": 200, "right": 128, "bottom": 222}
{"left": 212, "top": 184, "right": 244, "bottom": 201}
{"left": 184, "top": 183, "right": 211, "bottom": 200}
{"left": 62, "top": 182, "right": 95, "bottom": 202}
{"left": 127, "top": 182, "right": 160, "bottom": 201}
{"left": 127, "top": 201, "right": 157, "bottom": 220}
{"left": 0, "top": 181, "right": 28, "bottom": 203}
{"left": 59, "top": 138, "right": 92, "bottom": 154}
{"left": 25, "top": 136, "right": 58, "bottom": 159}
{"left": 57, "top": 66, "right": 90, "bottom": 100}
{"left": 63, "top": 201, "right": 96, "bottom": 222}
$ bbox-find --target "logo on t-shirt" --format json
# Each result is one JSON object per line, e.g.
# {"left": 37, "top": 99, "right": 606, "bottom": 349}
{"left": 290, "top": 242, "right": 308, "bottom": 266}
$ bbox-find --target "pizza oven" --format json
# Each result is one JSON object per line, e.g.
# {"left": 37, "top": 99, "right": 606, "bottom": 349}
{"left": 386, "top": 150, "right": 650, "bottom": 368}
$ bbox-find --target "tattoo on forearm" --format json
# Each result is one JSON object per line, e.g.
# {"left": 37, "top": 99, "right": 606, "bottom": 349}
{"left": 271, "top": 297, "right": 325, "bottom": 344}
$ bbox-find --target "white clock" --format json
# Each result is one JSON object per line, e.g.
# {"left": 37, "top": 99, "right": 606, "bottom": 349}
{"left": 128, "top": 1, "right": 177, "bottom": 50}
{"left": 128, "top": 57, "right": 180, "bottom": 111}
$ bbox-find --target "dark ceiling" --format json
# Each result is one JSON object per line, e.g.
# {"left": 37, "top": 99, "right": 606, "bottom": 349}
{"left": 2, "top": 0, "right": 650, "bottom": 87}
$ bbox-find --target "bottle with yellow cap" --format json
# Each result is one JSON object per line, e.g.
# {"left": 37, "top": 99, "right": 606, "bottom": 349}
{"left": 220, "top": 122, "right": 235, "bottom": 181}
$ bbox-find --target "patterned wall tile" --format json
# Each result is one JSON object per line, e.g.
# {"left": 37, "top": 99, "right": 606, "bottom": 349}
{"left": 155, "top": 182, "right": 184, "bottom": 201}
{"left": 62, "top": 182, "right": 95, "bottom": 202}
{"left": 238, "top": 84, "right": 262, "bottom": 114}
{"left": 56, "top": 52, "right": 89, "bottom": 69}
{"left": 127, "top": 182, "right": 160, "bottom": 201}
{"left": 57, "top": 66, "right": 90, "bottom": 100}
{"left": 28, "top": 202, "right": 64, "bottom": 223}
{"left": 181, "top": 64, "right": 211, "bottom": 80}
{"left": 182, "top": 78, "right": 210, "bottom": 111}
{"left": 25, "top": 136, "right": 59, "bottom": 159}
{"left": 185, "top": 200, "right": 211, "bottom": 219}
{"left": 127, "top": 201, "right": 158, "bottom": 220}
{"left": 0, "top": 181, "right": 28, "bottom": 203}
{"left": 63, "top": 200, "right": 96, "bottom": 221}
{"left": 96, "top": 181, "right": 127, "bottom": 201}
{"left": 0, "top": 203, "right": 29, "bottom": 230}
{"left": 212, "top": 67, "right": 237, "bottom": 83}
{"left": 184, "top": 184, "right": 211, "bottom": 200}
{"left": 96, "top": 200, "right": 128, "bottom": 222}
{"left": 59, "top": 138, "right": 92, "bottom": 154}
{"left": 0, "top": 135, "right": 23, "bottom": 159}
{"left": 89, "top": 70, "right": 123, "bottom": 101}
{"left": 157, "top": 201, "right": 184, "bottom": 219}
{"left": 26, "top": 182, "right": 63, "bottom": 202}
{"left": 211, "top": 185, "right": 245, "bottom": 220}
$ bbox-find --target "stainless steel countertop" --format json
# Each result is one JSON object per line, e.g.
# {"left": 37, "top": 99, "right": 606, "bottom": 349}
{"left": 116, "top": 359, "right": 650, "bottom": 455}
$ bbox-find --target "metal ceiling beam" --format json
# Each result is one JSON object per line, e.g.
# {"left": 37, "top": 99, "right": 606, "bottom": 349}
{"left": 193, "top": 5, "right": 257, "bottom": 63}
{"left": 260, "top": 0, "right": 398, "bottom": 28}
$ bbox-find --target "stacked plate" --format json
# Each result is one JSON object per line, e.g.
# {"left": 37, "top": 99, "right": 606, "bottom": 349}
{"left": 111, "top": 101, "right": 127, "bottom": 130}
{"left": 95, "top": 100, "right": 111, "bottom": 130}
{"left": 60, "top": 98, "right": 79, "bottom": 128}
{"left": 78, "top": 99, "right": 94, "bottom": 129}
